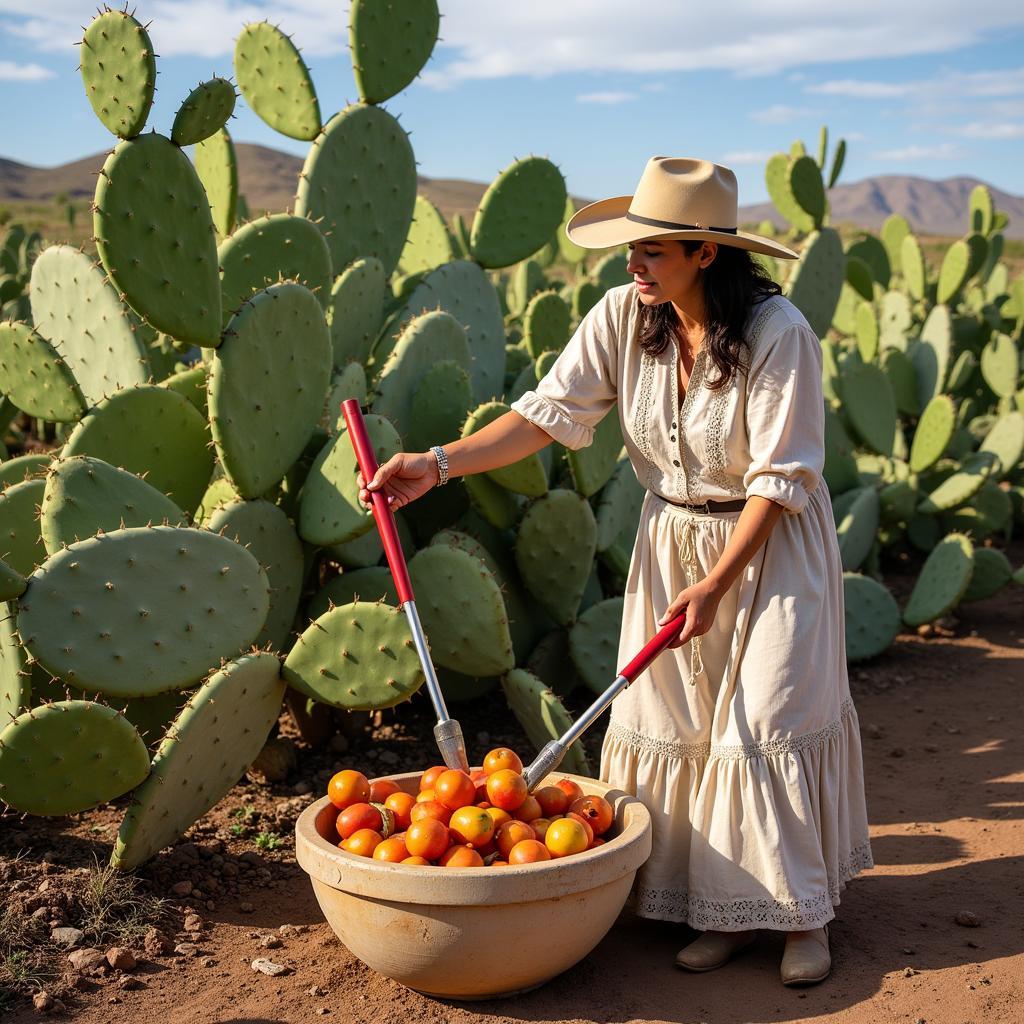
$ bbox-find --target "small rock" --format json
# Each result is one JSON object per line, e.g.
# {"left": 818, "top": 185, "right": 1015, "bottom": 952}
{"left": 279, "top": 924, "right": 307, "bottom": 936}
{"left": 32, "top": 907, "right": 51, "bottom": 920}
{"left": 116, "top": 975, "right": 146, "bottom": 991}
{"left": 966, "top": 940, "right": 981, "bottom": 949}
{"left": 68, "top": 947, "right": 107, "bottom": 974}
{"left": 923, "top": 744, "right": 939, "bottom": 753}
{"left": 107, "top": 996, "right": 122, "bottom": 1005}
{"left": 144, "top": 927, "right": 174, "bottom": 957}
{"left": 170, "top": 881, "right": 193, "bottom": 897}
{"left": 259, "top": 935, "right": 283, "bottom": 949}
{"left": 176, "top": 842, "right": 201, "bottom": 861}
{"left": 251, "top": 958, "right": 291, "bottom": 977}
{"left": 239, "top": 901, "right": 255, "bottom": 913}
{"left": 50, "top": 927, "right": 84, "bottom": 948}
{"left": 902, "top": 947, "right": 916, "bottom": 955}
{"left": 955, "top": 911, "right": 981, "bottom": 927}
{"left": 317, "top": 1010, "right": 330, "bottom": 1017}
{"left": 200, "top": 956, "right": 217, "bottom": 968}
{"left": 174, "top": 943, "right": 199, "bottom": 957}
{"left": 902, "top": 966, "right": 918, "bottom": 977}
{"left": 292, "top": 781, "right": 313, "bottom": 796}
{"left": 183, "top": 913, "right": 205, "bottom": 933}
{"left": 106, "top": 947, "right": 137, "bottom": 971}
{"left": 308, "top": 985, "right": 326, "bottom": 997}
{"left": 247, "top": 737, "right": 297, "bottom": 784}
{"left": 32, "top": 991, "right": 54, "bottom": 1012}
{"left": 37, "top": 878, "right": 51, "bottom": 894}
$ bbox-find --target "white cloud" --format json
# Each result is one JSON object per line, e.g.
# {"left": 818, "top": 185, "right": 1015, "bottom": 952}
{"left": 953, "top": 121, "right": 1024, "bottom": 139}
{"left": 2, "top": 1, "right": 1023, "bottom": 81}
{"left": 721, "top": 150, "right": 774, "bottom": 165}
{"left": 871, "top": 142, "right": 964, "bottom": 160}
{"left": 0, "top": 59, "right": 54, "bottom": 80}
{"left": 749, "top": 104, "right": 814, "bottom": 124}
{"left": 806, "top": 66, "right": 1024, "bottom": 100}
{"left": 576, "top": 91, "right": 635, "bottom": 104}
{"left": 807, "top": 79, "right": 908, "bottom": 98}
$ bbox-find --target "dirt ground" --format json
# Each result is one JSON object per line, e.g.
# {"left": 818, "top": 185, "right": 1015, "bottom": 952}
{"left": 2, "top": 554, "right": 1023, "bottom": 1024}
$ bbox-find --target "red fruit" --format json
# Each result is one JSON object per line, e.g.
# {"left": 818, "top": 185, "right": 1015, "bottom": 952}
{"left": 485, "top": 769, "right": 528, "bottom": 811}
{"left": 570, "top": 795, "right": 614, "bottom": 837}
{"left": 419, "top": 765, "right": 446, "bottom": 792}
{"left": 341, "top": 828, "right": 382, "bottom": 857}
{"left": 512, "top": 795, "right": 543, "bottom": 822}
{"left": 373, "top": 834, "right": 409, "bottom": 862}
{"left": 439, "top": 845, "right": 484, "bottom": 868}
{"left": 483, "top": 748, "right": 523, "bottom": 776}
{"left": 435, "top": 770, "right": 477, "bottom": 810}
{"left": 384, "top": 791, "right": 416, "bottom": 830}
{"left": 564, "top": 812, "right": 594, "bottom": 846}
{"left": 369, "top": 779, "right": 401, "bottom": 803}
{"left": 406, "top": 818, "right": 450, "bottom": 860}
{"left": 410, "top": 799, "right": 452, "bottom": 826}
{"left": 534, "top": 785, "right": 570, "bottom": 817}
{"left": 495, "top": 820, "right": 536, "bottom": 858}
{"left": 508, "top": 839, "right": 550, "bottom": 864}
{"left": 554, "top": 779, "right": 584, "bottom": 805}
{"left": 327, "top": 770, "right": 370, "bottom": 810}
{"left": 336, "top": 802, "right": 383, "bottom": 840}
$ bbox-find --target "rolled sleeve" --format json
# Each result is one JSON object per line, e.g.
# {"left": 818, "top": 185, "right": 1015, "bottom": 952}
{"left": 742, "top": 321, "right": 825, "bottom": 515}
{"left": 509, "top": 289, "right": 619, "bottom": 452}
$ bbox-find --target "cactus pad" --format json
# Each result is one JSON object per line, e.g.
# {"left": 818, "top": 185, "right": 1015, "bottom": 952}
{"left": 460, "top": 401, "right": 547, "bottom": 498}
{"left": 205, "top": 499, "right": 304, "bottom": 651}
{"left": 568, "top": 597, "right": 623, "bottom": 694}
{"left": 568, "top": 408, "right": 625, "bottom": 497}
{"left": 788, "top": 155, "right": 826, "bottom": 227}
{"left": 17, "top": 526, "right": 270, "bottom": 697}
{"left": 917, "top": 451, "right": 997, "bottom": 514}
{"left": 29, "top": 245, "right": 150, "bottom": 405}
{"left": 515, "top": 489, "right": 597, "bottom": 626}
{"left": 0, "top": 700, "right": 150, "bottom": 815}
{"left": 0, "top": 479, "right": 46, "bottom": 577}
{"left": 979, "top": 411, "right": 1024, "bottom": 479}
{"left": 283, "top": 600, "right": 423, "bottom": 710}
{"left": 111, "top": 652, "right": 285, "bottom": 869}
{"left": 327, "top": 257, "right": 386, "bottom": 367}
{"left": 500, "top": 667, "right": 590, "bottom": 776}
{"left": 937, "top": 238, "right": 971, "bottom": 304}
{"left": 296, "top": 104, "right": 416, "bottom": 279}
{"left": 902, "top": 532, "right": 974, "bottom": 626}
{"left": 408, "top": 360, "right": 473, "bottom": 452}
{"left": 464, "top": 469, "right": 520, "bottom": 530}
{"left": 398, "top": 194, "right": 455, "bottom": 276}
{"left": 962, "top": 547, "right": 1013, "bottom": 603}
{"left": 842, "top": 360, "right": 896, "bottom": 457}
{"left": 0, "top": 321, "right": 85, "bottom": 423}
{"left": 298, "top": 414, "right": 401, "bottom": 546}
{"left": 40, "top": 455, "right": 187, "bottom": 555}
{"left": 901, "top": 234, "right": 926, "bottom": 300}
{"left": 94, "top": 134, "right": 222, "bottom": 346}
{"left": 171, "top": 77, "right": 237, "bottom": 147}
{"left": 234, "top": 22, "right": 321, "bottom": 141}
{"left": 63, "top": 385, "right": 213, "bottom": 515}
{"left": 306, "top": 568, "right": 398, "bottom": 621}
{"left": 909, "top": 396, "right": 955, "bottom": 473}
{"left": 786, "top": 227, "right": 844, "bottom": 339}
{"left": 80, "top": 9, "right": 155, "bottom": 139}
{"left": 980, "top": 332, "right": 1019, "bottom": 399}
{"left": 407, "top": 544, "right": 514, "bottom": 677}
{"left": 842, "top": 573, "right": 900, "bottom": 662}
{"left": 523, "top": 291, "right": 571, "bottom": 359}
{"left": 219, "top": 213, "right": 332, "bottom": 325}
{"left": 349, "top": 0, "right": 440, "bottom": 103}
{"left": 210, "top": 282, "right": 332, "bottom": 498}
{"left": 0, "top": 561, "right": 25, "bottom": 603}
{"left": 194, "top": 127, "right": 238, "bottom": 238}
{"left": 595, "top": 459, "right": 645, "bottom": 552}
{"left": 834, "top": 486, "right": 880, "bottom": 572}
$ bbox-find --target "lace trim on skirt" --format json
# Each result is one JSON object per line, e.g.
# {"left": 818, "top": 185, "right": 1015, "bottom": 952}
{"left": 604, "top": 697, "right": 855, "bottom": 762}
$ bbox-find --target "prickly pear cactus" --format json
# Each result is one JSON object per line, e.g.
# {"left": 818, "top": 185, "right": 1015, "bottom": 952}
{"left": 194, "top": 127, "right": 239, "bottom": 238}
{"left": 902, "top": 532, "right": 974, "bottom": 627}
{"left": 171, "top": 77, "right": 237, "bottom": 146}
{"left": 349, "top": 0, "right": 440, "bottom": 104}
{"left": 843, "top": 573, "right": 901, "bottom": 662}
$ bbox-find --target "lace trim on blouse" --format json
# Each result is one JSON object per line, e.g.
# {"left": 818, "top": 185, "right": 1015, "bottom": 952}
{"left": 604, "top": 697, "right": 856, "bottom": 761}
{"left": 632, "top": 349, "right": 658, "bottom": 490}
{"left": 629, "top": 840, "right": 874, "bottom": 929}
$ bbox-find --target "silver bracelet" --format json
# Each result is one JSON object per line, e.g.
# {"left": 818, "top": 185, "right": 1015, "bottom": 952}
{"left": 430, "top": 445, "right": 449, "bottom": 486}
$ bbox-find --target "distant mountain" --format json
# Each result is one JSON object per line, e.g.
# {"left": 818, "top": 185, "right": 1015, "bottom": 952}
{"left": 2, "top": 147, "right": 1021, "bottom": 239}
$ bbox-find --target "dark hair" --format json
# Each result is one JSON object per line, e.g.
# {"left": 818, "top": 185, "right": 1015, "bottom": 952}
{"left": 635, "top": 240, "right": 782, "bottom": 390}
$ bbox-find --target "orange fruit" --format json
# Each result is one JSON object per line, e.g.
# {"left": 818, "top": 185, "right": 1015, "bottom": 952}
{"left": 435, "top": 769, "right": 477, "bottom": 810}
{"left": 588, "top": 837, "right": 606, "bottom": 850}
{"left": 534, "top": 785, "right": 570, "bottom": 817}
{"left": 469, "top": 769, "right": 490, "bottom": 802}
{"left": 495, "top": 820, "right": 536, "bottom": 858}
{"left": 369, "top": 778, "right": 401, "bottom": 803}
{"left": 341, "top": 828, "right": 383, "bottom": 857}
{"left": 483, "top": 747, "right": 523, "bottom": 776}
{"left": 512, "top": 795, "right": 543, "bottom": 822}
{"left": 405, "top": 818, "right": 450, "bottom": 860}
{"left": 336, "top": 802, "right": 384, "bottom": 840}
{"left": 545, "top": 818, "right": 588, "bottom": 858}
{"left": 570, "top": 795, "right": 614, "bottom": 837}
{"left": 530, "top": 817, "right": 553, "bottom": 841}
{"left": 410, "top": 799, "right": 452, "bottom": 826}
{"left": 327, "top": 770, "right": 371, "bottom": 810}
{"left": 554, "top": 779, "right": 584, "bottom": 806}
{"left": 384, "top": 791, "right": 416, "bottom": 831}
{"left": 372, "top": 834, "right": 409, "bottom": 863}
{"left": 485, "top": 806, "right": 512, "bottom": 829}
{"left": 565, "top": 812, "right": 594, "bottom": 845}
{"left": 319, "top": 803, "right": 341, "bottom": 837}
{"left": 486, "top": 769, "right": 528, "bottom": 811}
{"left": 439, "top": 845, "right": 485, "bottom": 868}
{"left": 508, "top": 839, "right": 551, "bottom": 864}
{"left": 419, "top": 765, "right": 446, "bottom": 792}
{"left": 490, "top": 859, "right": 509, "bottom": 867}
{"left": 416, "top": 788, "right": 437, "bottom": 804}
{"left": 401, "top": 855, "right": 431, "bottom": 865}
{"left": 448, "top": 806, "right": 496, "bottom": 848}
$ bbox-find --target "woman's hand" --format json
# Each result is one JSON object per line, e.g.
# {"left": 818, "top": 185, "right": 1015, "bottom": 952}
{"left": 357, "top": 452, "right": 440, "bottom": 512}
{"left": 658, "top": 579, "right": 723, "bottom": 650}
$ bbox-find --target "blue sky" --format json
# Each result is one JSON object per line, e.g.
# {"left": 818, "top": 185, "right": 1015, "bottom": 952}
{"left": 1, "top": 1, "right": 1023, "bottom": 207}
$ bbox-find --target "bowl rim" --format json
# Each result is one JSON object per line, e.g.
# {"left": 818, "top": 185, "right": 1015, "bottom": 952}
{"left": 295, "top": 769, "right": 652, "bottom": 906}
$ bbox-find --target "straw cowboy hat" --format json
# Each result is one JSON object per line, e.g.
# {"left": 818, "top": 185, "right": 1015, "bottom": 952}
{"left": 566, "top": 156, "right": 799, "bottom": 260}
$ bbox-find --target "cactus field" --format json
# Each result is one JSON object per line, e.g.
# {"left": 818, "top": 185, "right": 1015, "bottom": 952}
{"left": 1, "top": 2, "right": 1024, "bottom": 1021}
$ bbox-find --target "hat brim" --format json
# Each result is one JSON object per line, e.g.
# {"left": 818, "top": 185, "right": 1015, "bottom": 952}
{"left": 566, "top": 195, "right": 799, "bottom": 260}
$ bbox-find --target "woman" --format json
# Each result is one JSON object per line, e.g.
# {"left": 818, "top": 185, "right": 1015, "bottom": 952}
{"left": 358, "top": 157, "right": 872, "bottom": 986}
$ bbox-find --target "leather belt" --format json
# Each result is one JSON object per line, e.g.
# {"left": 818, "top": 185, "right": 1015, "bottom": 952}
{"left": 653, "top": 492, "right": 747, "bottom": 514}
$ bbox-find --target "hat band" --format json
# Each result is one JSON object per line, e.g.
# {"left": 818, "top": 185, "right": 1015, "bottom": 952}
{"left": 626, "top": 210, "right": 737, "bottom": 234}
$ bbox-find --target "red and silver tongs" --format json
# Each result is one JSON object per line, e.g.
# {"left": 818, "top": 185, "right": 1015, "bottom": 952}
{"left": 521, "top": 611, "right": 688, "bottom": 791}
{"left": 341, "top": 398, "right": 470, "bottom": 772}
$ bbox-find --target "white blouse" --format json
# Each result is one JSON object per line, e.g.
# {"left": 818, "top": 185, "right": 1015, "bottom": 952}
{"left": 509, "top": 283, "right": 826, "bottom": 516}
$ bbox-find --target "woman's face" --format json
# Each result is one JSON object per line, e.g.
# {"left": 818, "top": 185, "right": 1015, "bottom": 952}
{"left": 626, "top": 238, "right": 717, "bottom": 306}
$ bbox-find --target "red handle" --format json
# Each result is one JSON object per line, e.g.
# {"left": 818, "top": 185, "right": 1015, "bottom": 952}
{"left": 618, "top": 612, "right": 688, "bottom": 682}
{"left": 341, "top": 398, "right": 415, "bottom": 607}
